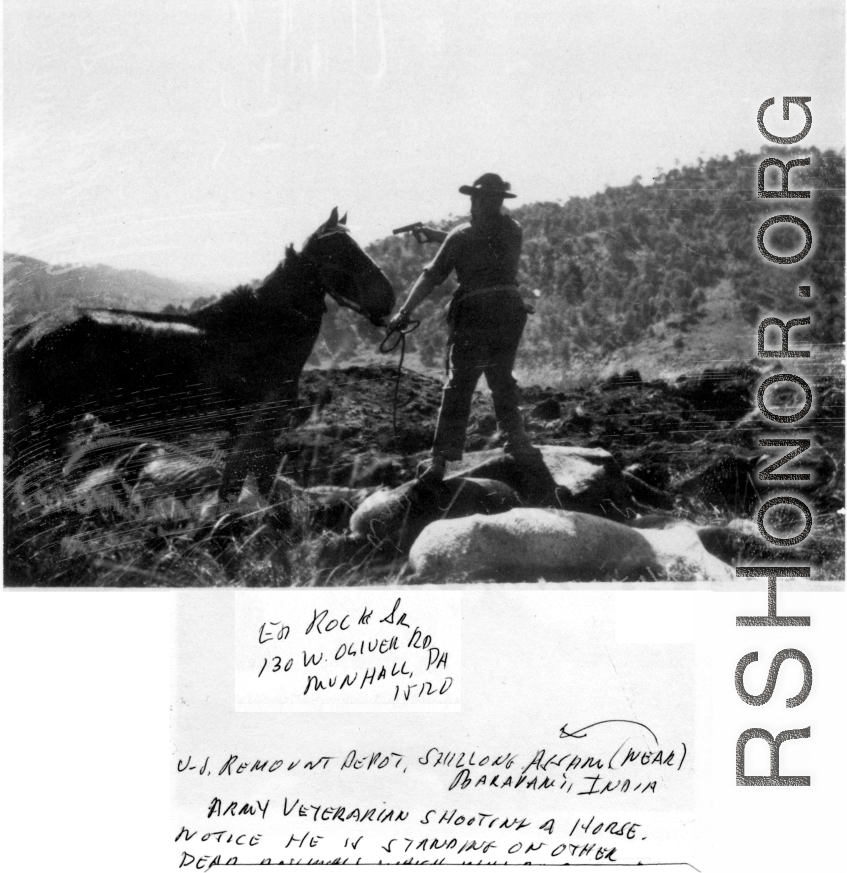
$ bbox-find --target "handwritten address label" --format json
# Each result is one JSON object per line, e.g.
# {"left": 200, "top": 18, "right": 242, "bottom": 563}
{"left": 234, "top": 593, "right": 461, "bottom": 712}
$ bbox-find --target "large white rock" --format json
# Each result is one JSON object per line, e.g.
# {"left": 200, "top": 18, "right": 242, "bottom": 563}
{"left": 406, "top": 508, "right": 733, "bottom": 582}
{"left": 636, "top": 524, "right": 735, "bottom": 581}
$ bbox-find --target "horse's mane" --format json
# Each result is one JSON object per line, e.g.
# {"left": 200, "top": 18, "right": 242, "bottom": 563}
{"left": 190, "top": 244, "right": 324, "bottom": 331}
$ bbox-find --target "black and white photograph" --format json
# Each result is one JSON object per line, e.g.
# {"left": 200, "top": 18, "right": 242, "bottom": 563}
{"left": 5, "top": 0, "right": 844, "bottom": 587}
{"left": 3, "top": 2, "right": 846, "bottom": 870}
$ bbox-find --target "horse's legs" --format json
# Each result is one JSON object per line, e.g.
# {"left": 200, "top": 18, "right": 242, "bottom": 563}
{"left": 219, "top": 394, "right": 294, "bottom": 501}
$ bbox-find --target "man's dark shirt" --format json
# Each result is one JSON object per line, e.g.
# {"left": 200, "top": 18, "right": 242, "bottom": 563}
{"left": 424, "top": 213, "right": 523, "bottom": 293}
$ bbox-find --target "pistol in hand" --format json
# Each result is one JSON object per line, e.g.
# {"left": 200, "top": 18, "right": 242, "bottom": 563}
{"left": 392, "top": 223, "right": 445, "bottom": 245}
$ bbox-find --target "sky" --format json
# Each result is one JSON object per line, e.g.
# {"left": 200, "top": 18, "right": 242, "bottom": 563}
{"left": 3, "top": 0, "right": 845, "bottom": 286}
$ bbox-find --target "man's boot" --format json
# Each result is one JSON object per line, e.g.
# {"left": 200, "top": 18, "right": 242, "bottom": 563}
{"left": 416, "top": 454, "right": 447, "bottom": 486}
{"left": 504, "top": 437, "right": 543, "bottom": 463}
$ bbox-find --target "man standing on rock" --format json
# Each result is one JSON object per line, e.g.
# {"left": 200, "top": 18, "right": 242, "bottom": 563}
{"left": 388, "top": 173, "right": 539, "bottom": 484}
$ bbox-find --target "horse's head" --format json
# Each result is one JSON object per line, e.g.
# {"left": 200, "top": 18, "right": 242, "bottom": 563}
{"left": 301, "top": 208, "right": 395, "bottom": 326}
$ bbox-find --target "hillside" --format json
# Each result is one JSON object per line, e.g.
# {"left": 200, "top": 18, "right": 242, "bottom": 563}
{"left": 5, "top": 147, "right": 844, "bottom": 382}
{"left": 4, "top": 147, "right": 843, "bottom": 585}
{"left": 350, "top": 146, "right": 844, "bottom": 382}
{"left": 3, "top": 253, "right": 226, "bottom": 328}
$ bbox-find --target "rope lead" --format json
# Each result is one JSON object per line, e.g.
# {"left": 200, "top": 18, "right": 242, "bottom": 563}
{"left": 379, "top": 320, "right": 421, "bottom": 446}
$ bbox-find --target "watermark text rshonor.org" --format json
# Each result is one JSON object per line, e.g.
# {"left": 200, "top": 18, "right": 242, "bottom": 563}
{"left": 734, "top": 95, "right": 819, "bottom": 788}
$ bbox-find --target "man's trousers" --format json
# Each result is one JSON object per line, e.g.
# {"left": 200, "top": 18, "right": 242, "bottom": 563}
{"left": 432, "top": 288, "right": 531, "bottom": 461}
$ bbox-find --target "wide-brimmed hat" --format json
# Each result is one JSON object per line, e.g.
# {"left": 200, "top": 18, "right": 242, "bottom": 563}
{"left": 459, "top": 173, "right": 516, "bottom": 199}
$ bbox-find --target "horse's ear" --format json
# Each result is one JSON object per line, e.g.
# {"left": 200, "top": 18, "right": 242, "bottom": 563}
{"left": 340, "top": 212, "right": 348, "bottom": 225}
{"left": 328, "top": 207, "right": 339, "bottom": 227}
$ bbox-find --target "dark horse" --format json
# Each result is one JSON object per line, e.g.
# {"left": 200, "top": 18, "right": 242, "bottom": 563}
{"left": 5, "top": 208, "right": 395, "bottom": 498}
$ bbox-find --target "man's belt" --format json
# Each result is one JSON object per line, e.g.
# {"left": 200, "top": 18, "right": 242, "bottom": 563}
{"left": 454, "top": 284, "right": 520, "bottom": 304}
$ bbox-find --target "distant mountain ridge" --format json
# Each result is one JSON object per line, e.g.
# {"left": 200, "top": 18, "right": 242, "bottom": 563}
{"left": 3, "top": 253, "right": 227, "bottom": 328}
{"left": 5, "top": 147, "right": 844, "bottom": 381}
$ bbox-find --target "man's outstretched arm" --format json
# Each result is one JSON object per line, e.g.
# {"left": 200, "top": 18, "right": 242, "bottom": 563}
{"left": 388, "top": 270, "right": 439, "bottom": 330}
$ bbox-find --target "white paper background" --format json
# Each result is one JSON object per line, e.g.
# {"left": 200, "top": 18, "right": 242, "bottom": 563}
{"left": 4, "top": 587, "right": 845, "bottom": 870}
{"left": 3, "top": 0, "right": 846, "bottom": 868}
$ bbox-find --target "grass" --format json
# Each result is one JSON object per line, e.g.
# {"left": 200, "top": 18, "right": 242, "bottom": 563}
{"left": 5, "top": 352, "right": 843, "bottom": 586}
{"left": 4, "top": 439, "right": 420, "bottom": 587}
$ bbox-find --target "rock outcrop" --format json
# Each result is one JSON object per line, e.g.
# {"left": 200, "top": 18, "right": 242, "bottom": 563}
{"left": 444, "top": 445, "right": 636, "bottom": 519}
{"left": 350, "top": 476, "right": 522, "bottom": 552}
